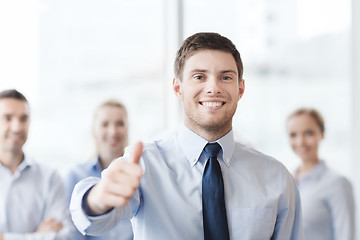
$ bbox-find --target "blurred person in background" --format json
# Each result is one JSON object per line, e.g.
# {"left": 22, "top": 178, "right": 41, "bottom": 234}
{"left": 0, "top": 89, "right": 74, "bottom": 240}
{"left": 286, "top": 107, "right": 355, "bottom": 240}
{"left": 65, "top": 99, "right": 133, "bottom": 240}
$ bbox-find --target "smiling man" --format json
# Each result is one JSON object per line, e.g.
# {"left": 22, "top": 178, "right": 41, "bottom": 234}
{"left": 70, "top": 32, "right": 304, "bottom": 240}
{"left": 0, "top": 89, "right": 74, "bottom": 240}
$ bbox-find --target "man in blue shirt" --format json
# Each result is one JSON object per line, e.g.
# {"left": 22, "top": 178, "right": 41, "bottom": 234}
{"left": 0, "top": 89, "right": 74, "bottom": 240}
{"left": 70, "top": 32, "right": 304, "bottom": 239}
{"left": 65, "top": 100, "right": 133, "bottom": 240}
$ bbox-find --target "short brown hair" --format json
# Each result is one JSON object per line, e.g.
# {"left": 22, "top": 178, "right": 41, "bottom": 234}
{"left": 174, "top": 32, "right": 243, "bottom": 81}
{"left": 0, "top": 89, "right": 28, "bottom": 102}
{"left": 287, "top": 107, "right": 325, "bottom": 134}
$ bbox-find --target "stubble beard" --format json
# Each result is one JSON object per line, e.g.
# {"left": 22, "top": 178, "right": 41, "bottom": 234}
{"left": 185, "top": 113, "right": 234, "bottom": 141}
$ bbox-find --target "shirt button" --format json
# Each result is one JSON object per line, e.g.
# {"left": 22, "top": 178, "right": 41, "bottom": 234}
{"left": 225, "top": 158, "right": 230, "bottom": 163}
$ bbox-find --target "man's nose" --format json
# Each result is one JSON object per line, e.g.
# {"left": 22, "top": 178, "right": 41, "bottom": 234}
{"left": 10, "top": 119, "right": 24, "bottom": 132}
{"left": 205, "top": 77, "right": 221, "bottom": 95}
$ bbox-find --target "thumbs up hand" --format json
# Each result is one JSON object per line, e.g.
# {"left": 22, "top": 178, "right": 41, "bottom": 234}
{"left": 87, "top": 142, "right": 144, "bottom": 215}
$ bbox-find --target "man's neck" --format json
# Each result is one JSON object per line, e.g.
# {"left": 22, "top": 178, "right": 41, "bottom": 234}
{"left": 0, "top": 149, "right": 24, "bottom": 174}
{"left": 184, "top": 122, "right": 232, "bottom": 142}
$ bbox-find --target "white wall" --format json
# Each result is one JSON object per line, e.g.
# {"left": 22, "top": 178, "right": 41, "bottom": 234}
{"left": 352, "top": 0, "right": 360, "bottom": 235}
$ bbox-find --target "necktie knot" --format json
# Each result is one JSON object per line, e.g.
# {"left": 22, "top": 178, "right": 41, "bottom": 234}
{"left": 204, "top": 142, "right": 221, "bottom": 159}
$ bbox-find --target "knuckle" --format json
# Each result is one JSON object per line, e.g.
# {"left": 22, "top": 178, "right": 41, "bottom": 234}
{"left": 122, "top": 186, "right": 134, "bottom": 197}
{"left": 106, "top": 169, "right": 117, "bottom": 178}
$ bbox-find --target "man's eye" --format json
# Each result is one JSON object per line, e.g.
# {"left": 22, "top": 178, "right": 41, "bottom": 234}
{"left": 194, "top": 75, "right": 204, "bottom": 80}
{"left": 222, "top": 76, "right": 231, "bottom": 80}
{"left": 20, "top": 116, "right": 28, "bottom": 123}
{"left": 116, "top": 121, "right": 125, "bottom": 127}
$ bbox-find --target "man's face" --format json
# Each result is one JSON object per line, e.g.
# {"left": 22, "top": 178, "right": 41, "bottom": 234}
{"left": 0, "top": 98, "right": 30, "bottom": 154}
{"left": 173, "top": 49, "right": 244, "bottom": 137}
{"left": 92, "top": 106, "right": 128, "bottom": 158}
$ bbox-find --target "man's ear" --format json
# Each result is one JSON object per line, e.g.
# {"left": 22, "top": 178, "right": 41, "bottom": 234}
{"left": 238, "top": 79, "right": 245, "bottom": 100}
{"left": 173, "top": 78, "right": 183, "bottom": 100}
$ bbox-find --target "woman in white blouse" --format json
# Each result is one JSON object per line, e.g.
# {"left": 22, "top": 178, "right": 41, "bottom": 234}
{"left": 286, "top": 107, "right": 355, "bottom": 240}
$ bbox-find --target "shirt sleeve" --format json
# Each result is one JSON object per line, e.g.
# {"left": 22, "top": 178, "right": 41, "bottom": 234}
{"left": 1, "top": 172, "right": 73, "bottom": 240}
{"left": 329, "top": 177, "right": 355, "bottom": 240}
{"left": 64, "top": 169, "right": 80, "bottom": 206}
{"left": 43, "top": 171, "right": 76, "bottom": 240}
{"left": 3, "top": 232, "right": 57, "bottom": 240}
{"left": 272, "top": 172, "right": 304, "bottom": 240}
{"left": 69, "top": 176, "right": 139, "bottom": 236}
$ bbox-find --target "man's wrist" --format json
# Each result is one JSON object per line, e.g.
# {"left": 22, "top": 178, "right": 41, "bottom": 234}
{"left": 81, "top": 185, "right": 113, "bottom": 216}
{"left": 82, "top": 186, "right": 97, "bottom": 216}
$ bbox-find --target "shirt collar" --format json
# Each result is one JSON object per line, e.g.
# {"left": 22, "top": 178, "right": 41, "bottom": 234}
{"left": 297, "top": 160, "right": 327, "bottom": 181}
{"left": 17, "top": 155, "right": 33, "bottom": 172}
{"left": 92, "top": 155, "right": 102, "bottom": 172}
{"left": 177, "top": 125, "right": 235, "bottom": 167}
{"left": 0, "top": 154, "right": 34, "bottom": 176}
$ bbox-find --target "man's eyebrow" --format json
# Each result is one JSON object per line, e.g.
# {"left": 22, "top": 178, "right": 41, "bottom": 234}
{"left": 189, "top": 69, "right": 238, "bottom": 74}
{"left": 190, "top": 69, "right": 208, "bottom": 73}
{"left": 219, "top": 70, "right": 238, "bottom": 75}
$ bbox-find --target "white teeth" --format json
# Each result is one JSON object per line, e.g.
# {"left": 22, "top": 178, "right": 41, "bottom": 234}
{"left": 203, "top": 102, "right": 222, "bottom": 107}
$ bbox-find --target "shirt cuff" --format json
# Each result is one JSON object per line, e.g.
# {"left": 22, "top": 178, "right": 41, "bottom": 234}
{"left": 82, "top": 186, "right": 114, "bottom": 217}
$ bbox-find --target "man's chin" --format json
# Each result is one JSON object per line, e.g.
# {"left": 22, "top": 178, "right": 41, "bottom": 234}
{"left": 7, "top": 146, "right": 24, "bottom": 154}
{"left": 202, "top": 119, "right": 231, "bottom": 129}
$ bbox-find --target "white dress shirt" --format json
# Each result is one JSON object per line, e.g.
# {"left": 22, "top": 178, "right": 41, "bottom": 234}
{"left": 295, "top": 161, "right": 355, "bottom": 240}
{"left": 0, "top": 155, "right": 74, "bottom": 240}
{"left": 70, "top": 126, "right": 304, "bottom": 240}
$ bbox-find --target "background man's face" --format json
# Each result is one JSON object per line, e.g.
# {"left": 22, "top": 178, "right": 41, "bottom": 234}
{"left": 0, "top": 98, "right": 30, "bottom": 154}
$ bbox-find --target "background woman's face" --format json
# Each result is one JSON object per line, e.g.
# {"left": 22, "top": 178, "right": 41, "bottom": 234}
{"left": 287, "top": 113, "right": 324, "bottom": 162}
{"left": 93, "top": 106, "right": 128, "bottom": 158}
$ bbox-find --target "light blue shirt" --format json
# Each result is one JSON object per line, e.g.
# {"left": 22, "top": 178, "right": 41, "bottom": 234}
{"left": 0, "top": 155, "right": 74, "bottom": 240}
{"left": 70, "top": 126, "right": 304, "bottom": 240}
{"left": 294, "top": 161, "right": 355, "bottom": 240}
{"left": 65, "top": 156, "right": 133, "bottom": 240}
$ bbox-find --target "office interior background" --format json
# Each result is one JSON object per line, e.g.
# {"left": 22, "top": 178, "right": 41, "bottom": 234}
{"left": 1, "top": 0, "right": 360, "bottom": 234}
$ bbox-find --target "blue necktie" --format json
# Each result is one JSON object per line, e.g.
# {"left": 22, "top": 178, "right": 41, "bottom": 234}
{"left": 202, "top": 143, "right": 230, "bottom": 240}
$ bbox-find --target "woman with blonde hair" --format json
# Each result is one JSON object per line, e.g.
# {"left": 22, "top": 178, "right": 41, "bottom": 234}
{"left": 65, "top": 99, "right": 133, "bottom": 240}
{"left": 286, "top": 107, "right": 355, "bottom": 240}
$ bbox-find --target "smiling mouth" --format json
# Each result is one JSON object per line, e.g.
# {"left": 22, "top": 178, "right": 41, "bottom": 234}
{"left": 200, "top": 101, "right": 225, "bottom": 107}
{"left": 8, "top": 135, "right": 24, "bottom": 141}
{"left": 295, "top": 148, "right": 310, "bottom": 154}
